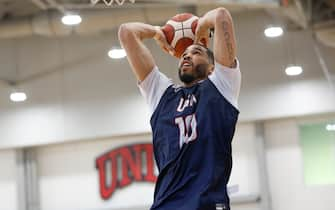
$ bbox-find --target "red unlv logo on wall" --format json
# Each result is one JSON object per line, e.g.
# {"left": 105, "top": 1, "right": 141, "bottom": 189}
{"left": 96, "top": 143, "right": 157, "bottom": 200}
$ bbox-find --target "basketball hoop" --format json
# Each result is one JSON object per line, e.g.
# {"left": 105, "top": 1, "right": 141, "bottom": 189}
{"left": 91, "top": 0, "right": 135, "bottom": 6}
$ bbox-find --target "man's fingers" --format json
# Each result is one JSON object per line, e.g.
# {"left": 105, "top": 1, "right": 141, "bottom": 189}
{"left": 154, "top": 30, "right": 175, "bottom": 56}
{"left": 202, "top": 37, "right": 209, "bottom": 47}
{"left": 194, "top": 36, "right": 208, "bottom": 47}
{"left": 158, "top": 40, "right": 175, "bottom": 56}
{"left": 162, "top": 46, "right": 168, "bottom": 53}
{"left": 165, "top": 44, "right": 175, "bottom": 55}
{"left": 160, "top": 39, "right": 175, "bottom": 55}
{"left": 194, "top": 20, "right": 210, "bottom": 47}
{"left": 194, "top": 33, "right": 201, "bottom": 45}
{"left": 194, "top": 32, "right": 205, "bottom": 45}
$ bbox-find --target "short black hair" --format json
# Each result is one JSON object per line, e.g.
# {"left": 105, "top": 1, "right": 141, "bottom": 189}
{"left": 206, "top": 48, "right": 214, "bottom": 65}
{"left": 194, "top": 44, "right": 214, "bottom": 65}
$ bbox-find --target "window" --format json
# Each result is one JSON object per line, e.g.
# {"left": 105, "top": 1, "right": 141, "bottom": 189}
{"left": 300, "top": 121, "right": 335, "bottom": 185}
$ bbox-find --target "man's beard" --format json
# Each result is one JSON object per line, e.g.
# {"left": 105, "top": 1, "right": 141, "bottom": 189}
{"left": 178, "top": 64, "right": 208, "bottom": 85}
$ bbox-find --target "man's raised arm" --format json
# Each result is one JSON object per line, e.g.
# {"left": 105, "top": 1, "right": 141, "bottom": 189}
{"left": 195, "top": 8, "right": 237, "bottom": 68}
{"left": 118, "top": 22, "right": 174, "bottom": 81}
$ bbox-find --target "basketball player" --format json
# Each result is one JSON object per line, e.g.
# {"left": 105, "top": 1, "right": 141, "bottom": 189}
{"left": 118, "top": 7, "right": 240, "bottom": 210}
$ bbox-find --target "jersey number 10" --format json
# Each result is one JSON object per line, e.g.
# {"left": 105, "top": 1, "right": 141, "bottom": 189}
{"left": 175, "top": 114, "right": 198, "bottom": 148}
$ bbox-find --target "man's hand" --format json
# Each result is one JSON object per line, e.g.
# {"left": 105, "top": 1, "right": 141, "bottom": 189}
{"left": 153, "top": 26, "right": 175, "bottom": 56}
{"left": 194, "top": 18, "right": 211, "bottom": 48}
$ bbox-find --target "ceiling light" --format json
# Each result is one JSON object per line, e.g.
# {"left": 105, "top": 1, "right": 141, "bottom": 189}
{"left": 61, "top": 14, "right": 82, "bottom": 26}
{"left": 108, "top": 48, "right": 127, "bottom": 59}
{"left": 326, "top": 123, "right": 335, "bottom": 131}
{"left": 264, "top": 26, "right": 283, "bottom": 38}
{"left": 285, "top": 65, "right": 303, "bottom": 76}
{"left": 10, "top": 92, "right": 27, "bottom": 102}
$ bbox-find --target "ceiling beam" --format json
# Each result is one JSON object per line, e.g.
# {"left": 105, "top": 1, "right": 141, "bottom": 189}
{"left": 31, "top": 0, "right": 48, "bottom": 10}
{"left": 45, "top": 0, "right": 65, "bottom": 13}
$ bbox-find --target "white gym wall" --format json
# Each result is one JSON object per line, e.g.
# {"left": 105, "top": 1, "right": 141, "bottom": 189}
{"left": 0, "top": 149, "right": 17, "bottom": 210}
{"left": 265, "top": 115, "right": 335, "bottom": 210}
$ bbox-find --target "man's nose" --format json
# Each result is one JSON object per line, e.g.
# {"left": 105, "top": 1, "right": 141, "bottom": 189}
{"left": 183, "top": 53, "right": 191, "bottom": 60}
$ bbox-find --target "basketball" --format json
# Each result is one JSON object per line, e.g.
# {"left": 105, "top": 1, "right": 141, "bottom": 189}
{"left": 162, "top": 13, "right": 201, "bottom": 58}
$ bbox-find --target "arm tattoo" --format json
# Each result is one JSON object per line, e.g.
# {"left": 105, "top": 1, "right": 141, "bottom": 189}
{"left": 222, "top": 21, "right": 234, "bottom": 63}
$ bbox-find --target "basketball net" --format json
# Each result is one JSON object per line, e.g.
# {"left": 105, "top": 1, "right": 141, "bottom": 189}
{"left": 91, "top": 0, "right": 135, "bottom": 6}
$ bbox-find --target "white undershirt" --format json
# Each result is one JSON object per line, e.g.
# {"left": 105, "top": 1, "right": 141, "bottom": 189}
{"left": 139, "top": 60, "right": 241, "bottom": 114}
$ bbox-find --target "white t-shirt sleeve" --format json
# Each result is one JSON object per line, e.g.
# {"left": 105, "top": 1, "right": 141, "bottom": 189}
{"left": 208, "top": 59, "right": 241, "bottom": 109}
{"left": 138, "top": 66, "right": 173, "bottom": 114}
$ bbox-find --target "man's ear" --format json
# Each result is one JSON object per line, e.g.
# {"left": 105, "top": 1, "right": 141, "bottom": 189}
{"left": 208, "top": 64, "right": 215, "bottom": 75}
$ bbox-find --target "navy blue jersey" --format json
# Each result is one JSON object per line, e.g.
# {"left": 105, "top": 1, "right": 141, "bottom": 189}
{"left": 149, "top": 78, "right": 239, "bottom": 210}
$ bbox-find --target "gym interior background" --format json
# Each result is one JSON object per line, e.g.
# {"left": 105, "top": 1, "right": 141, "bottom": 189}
{"left": 0, "top": 0, "right": 334, "bottom": 210}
